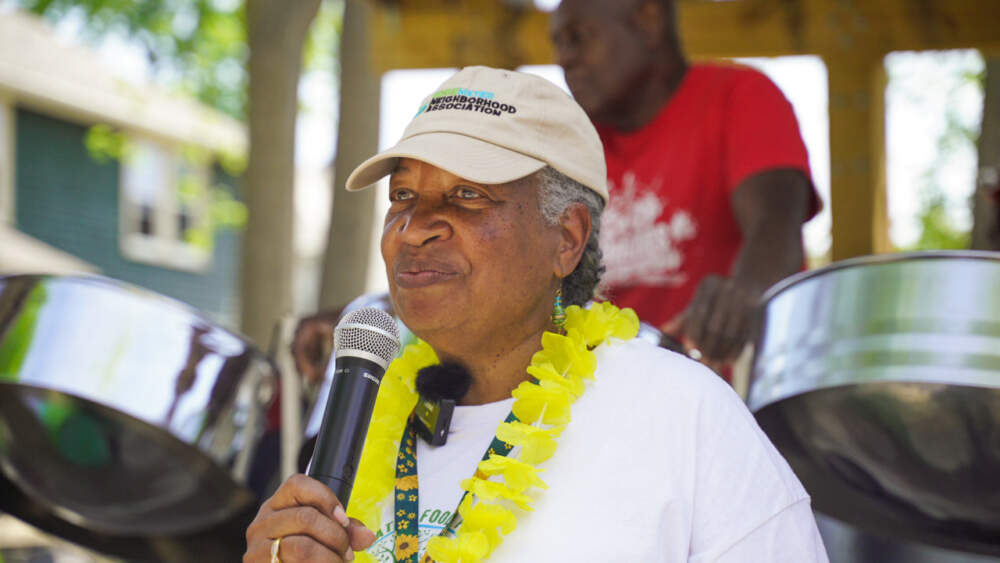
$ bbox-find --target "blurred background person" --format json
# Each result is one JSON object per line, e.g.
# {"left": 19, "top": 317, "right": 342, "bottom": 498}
{"left": 551, "top": 0, "right": 820, "bottom": 376}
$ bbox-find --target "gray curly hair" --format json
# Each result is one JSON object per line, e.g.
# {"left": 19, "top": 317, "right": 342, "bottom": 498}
{"left": 534, "top": 166, "right": 606, "bottom": 307}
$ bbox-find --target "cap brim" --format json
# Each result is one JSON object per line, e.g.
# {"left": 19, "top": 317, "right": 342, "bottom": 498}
{"left": 345, "top": 132, "right": 547, "bottom": 191}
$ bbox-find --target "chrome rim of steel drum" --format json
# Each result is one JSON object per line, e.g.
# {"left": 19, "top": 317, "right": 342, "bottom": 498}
{"left": 749, "top": 251, "right": 1000, "bottom": 556}
{"left": 0, "top": 274, "right": 278, "bottom": 559}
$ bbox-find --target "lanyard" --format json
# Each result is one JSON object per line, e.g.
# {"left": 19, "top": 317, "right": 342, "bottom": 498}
{"left": 392, "top": 411, "right": 518, "bottom": 563}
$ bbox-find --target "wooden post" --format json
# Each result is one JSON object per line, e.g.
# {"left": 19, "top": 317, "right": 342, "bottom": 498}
{"left": 871, "top": 63, "right": 892, "bottom": 254}
{"left": 972, "top": 57, "right": 1000, "bottom": 250}
{"left": 826, "top": 53, "right": 890, "bottom": 260}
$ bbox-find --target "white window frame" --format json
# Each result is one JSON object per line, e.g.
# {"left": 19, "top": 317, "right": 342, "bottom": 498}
{"left": 0, "top": 96, "right": 14, "bottom": 225}
{"left": 118, "top": 134, "right": 212, "bottom": 272}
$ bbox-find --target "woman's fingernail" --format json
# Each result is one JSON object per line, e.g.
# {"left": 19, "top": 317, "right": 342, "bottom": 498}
{"left": 346, "top": 547, "right": 355, "bottom": 561}
{"left": 333, "top": 505, "right": 349, "bottom": 527}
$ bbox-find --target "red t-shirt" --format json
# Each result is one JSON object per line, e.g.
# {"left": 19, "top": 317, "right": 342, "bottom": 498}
{"left": 597, "top": 63, "right": 813, "bottom": 327}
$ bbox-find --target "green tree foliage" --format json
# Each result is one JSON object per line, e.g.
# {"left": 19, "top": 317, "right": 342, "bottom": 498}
{"left": 15, "top": 0, "right": 249, "bottom": 119}
{"left": 899, "top": 52, "right": 985, "bottom": 251}
{"left": 13, "top": 0, "right": 344, "bottom": 119}
{"left": 911, "top": 193, "right": 971, "bottom": 249}
{"left": 83, "top": 123, "right": 131, "bottom": 162}
{"left": 304, "top": 0, "right": 343, "bottom": 75}
{"left": 909, "top": 66, "right": 984, "bottom": 251}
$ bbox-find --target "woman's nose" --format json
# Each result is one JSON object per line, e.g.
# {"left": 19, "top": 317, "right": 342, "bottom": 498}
{"left": 397, "top": 202, "right": 452, "bottom": 247}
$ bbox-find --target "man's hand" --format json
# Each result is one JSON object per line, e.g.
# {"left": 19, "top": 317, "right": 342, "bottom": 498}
{"left": 244, "top": 474, "right": 376, "bottom": 562}
{"left": 664, "top": 274, "right": 760, "bottom": 364}
{"left": 664, "top": 168, "right": 812, "bottom": 366}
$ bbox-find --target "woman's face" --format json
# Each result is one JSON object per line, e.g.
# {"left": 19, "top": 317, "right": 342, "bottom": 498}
{"left": 381, "top": 159, "right": 561, "bottom": 347}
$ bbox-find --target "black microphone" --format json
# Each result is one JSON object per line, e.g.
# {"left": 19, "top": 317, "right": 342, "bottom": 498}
{"left": 307, "top": 307, "right": 401, "bottom": 506}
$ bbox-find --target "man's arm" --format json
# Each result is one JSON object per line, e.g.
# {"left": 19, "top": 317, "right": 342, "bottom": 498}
{"left": 677, "top": 168, "right": 812, "bottom": 362}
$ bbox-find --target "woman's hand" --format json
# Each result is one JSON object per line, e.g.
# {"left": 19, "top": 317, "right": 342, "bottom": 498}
{"left": 244, "top": 474, "right": 376, "bottom": 562}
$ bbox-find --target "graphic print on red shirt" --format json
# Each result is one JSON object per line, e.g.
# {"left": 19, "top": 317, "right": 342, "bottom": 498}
{"left": 597, "top": 63, "right": 814, "bottom": 328}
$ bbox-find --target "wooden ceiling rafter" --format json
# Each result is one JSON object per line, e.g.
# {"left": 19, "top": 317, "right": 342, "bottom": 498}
{"left": 370, "top": 0, "right": 1000, "bottom": 71}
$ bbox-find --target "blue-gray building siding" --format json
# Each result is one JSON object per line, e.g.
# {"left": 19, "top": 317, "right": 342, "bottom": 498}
{"left": 13, "top": 108, "right": 243, "bottom": 328}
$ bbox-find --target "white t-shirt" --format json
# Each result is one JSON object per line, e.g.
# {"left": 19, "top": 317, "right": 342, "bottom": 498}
{"left": 367, "top": 339, "right": 828, "bottom": 562}
{"left": 367, "top": 398, "right": 515, "bottom": 561}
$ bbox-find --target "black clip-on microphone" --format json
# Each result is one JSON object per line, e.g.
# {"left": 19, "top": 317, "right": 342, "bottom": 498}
{"left": 412, "top": 362, "right": 472, "bottom": 446}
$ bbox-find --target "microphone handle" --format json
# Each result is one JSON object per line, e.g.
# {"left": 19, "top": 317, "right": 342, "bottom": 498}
{"left": 308, "top": 355, "right": 384, "bottom": 507}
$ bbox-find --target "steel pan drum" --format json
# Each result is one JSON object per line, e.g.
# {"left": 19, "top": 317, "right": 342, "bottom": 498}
{"left": 749, "top": 251, "right": 1000, "bottom": 555}
{"left": 0, "top": 275, "right": 278, "bottom": 559}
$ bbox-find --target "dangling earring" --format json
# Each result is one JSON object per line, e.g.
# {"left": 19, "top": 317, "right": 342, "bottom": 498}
{"left": 551, "top": 287, "right": 567, "bottom": 329}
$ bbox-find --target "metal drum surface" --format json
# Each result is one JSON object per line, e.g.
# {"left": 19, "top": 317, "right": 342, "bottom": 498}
{"left": 0, "top": 274, "right": 277, "bottom": 559}
{"left": 749, "top": 251, "right": 1000, "bottom": 555}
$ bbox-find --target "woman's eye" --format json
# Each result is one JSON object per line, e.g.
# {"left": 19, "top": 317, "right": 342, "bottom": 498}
{"left": 390, "top": 189, "right": 414, "bottom": 202}
{"left": 455, "top": 187, "right": 481, "bottom": 200}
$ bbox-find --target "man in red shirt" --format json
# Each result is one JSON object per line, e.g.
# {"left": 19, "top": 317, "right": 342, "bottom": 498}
{"left": 552, "top": 0, "right": 817, "bottom": 370}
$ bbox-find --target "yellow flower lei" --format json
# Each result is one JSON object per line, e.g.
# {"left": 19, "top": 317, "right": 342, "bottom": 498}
{"left": 348, "top": 302, "right": 639, "bottom": 563}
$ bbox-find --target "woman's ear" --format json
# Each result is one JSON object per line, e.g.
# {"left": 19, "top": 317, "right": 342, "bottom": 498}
{"left": 554, "top": 203, "right": 592, "bottom": 278}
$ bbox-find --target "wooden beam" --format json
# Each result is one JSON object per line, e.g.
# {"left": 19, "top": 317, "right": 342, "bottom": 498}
{"left": 680, "top": 0, "right": 1000, "bottom": 58}
{"left": 370, "top": 0, "right": 1000, "bottom": 71}
{"left": 370, "top": 3, "right": 552, "bottom": 72}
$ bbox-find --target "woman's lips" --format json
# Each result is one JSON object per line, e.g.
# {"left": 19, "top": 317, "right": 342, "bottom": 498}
{"left": 393, "top": 254, "right": 461, "bottom": 289}
{"left": 395, "top": 269, "right": 459, "bottom": 289}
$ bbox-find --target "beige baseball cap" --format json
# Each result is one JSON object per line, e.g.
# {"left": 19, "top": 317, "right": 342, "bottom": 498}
{"left": 345, "top": 66, "right": 608, "bottom": 202}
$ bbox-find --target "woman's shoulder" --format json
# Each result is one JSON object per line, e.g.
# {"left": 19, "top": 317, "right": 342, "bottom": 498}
{"left": 593, "top": 338, "right": 735, "bottom": 400}
{"left": 582, "top": 337, "right": 756, "bottom": 431}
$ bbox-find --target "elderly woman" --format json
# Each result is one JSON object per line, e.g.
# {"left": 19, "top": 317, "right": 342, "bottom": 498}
{"left": 244, "top": 67, "right": 827, "bottom": 563}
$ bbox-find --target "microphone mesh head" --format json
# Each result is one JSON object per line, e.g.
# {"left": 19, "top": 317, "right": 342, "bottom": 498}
{"left": 334, "top": 307, "right": 401, "bottom": 370}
